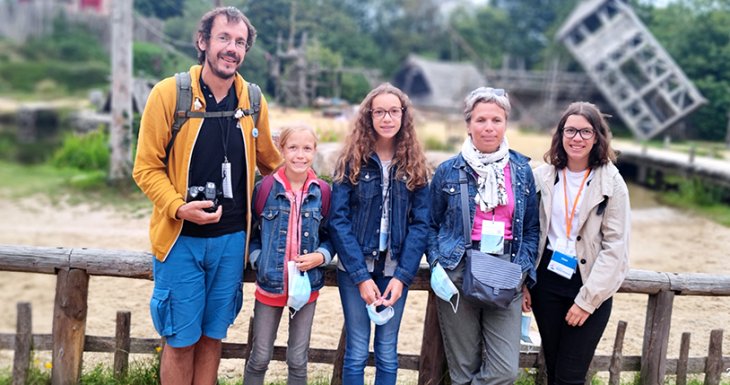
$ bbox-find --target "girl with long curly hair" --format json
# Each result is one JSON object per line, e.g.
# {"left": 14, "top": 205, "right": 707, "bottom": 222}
{"left": 329, "top": 83, "right": 429, "bottom": 385}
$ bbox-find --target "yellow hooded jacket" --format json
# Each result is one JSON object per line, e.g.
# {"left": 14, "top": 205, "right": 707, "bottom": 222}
{"left": 133, "top": 65, "right": 282, "bottom": 262}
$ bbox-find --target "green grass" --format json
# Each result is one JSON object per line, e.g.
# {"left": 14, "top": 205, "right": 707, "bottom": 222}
{"left": 0, "top": 160, "right": 150, "bottom": 217}
{"left": 0, "top": 361, "right": 334, "bottom": 385}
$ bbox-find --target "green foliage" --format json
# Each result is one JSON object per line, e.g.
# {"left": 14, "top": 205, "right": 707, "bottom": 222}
{"left": 52, "top": 130, "right": 110, "bottom": 172}
{"left": 340, "top": 72, "right": 371, "bottom": 104}
{"left": 424, "top": 136, "right": 454, "bottom": 152}
{"left": 659, "top": 176, "right": 730, "bottom": 227}
{"left": 22, "top": 15, "right": 107, "bottom": 63}
{"left": 133, "top": 42, "right": 193, "bottom": 78}
{"left": 0, "top": 61, "right": 108, "bottom": 92}
{"left": 135, "top": 0, "right": 184, "bottom": 19}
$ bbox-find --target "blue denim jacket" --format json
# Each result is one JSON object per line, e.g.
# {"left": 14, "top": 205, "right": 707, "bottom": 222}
{"left": 249, "top": 177, "right": 334, "bottom": 293}
{"left": 329, "top": 154, "right": 430, "bottom": 286}
{"left": 427, "top": 150, "right": 540, "bottom": 286}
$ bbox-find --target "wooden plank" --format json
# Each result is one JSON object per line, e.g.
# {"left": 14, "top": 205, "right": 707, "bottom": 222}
{"left": 677, "top": 332, "right": 691, "bottom": 385}
{"left": 703, "top": 329, "right": 723, "bottom": 385}
{"left": 12, "top": 302, "right": 32, "bottom": 385}
{"left": 608, "top": 320, "right": 627, "bottom": 385}
{"left": 51, "top": 268, "right": 89, "bottom": 385}
{"left": 640, "top": 291, "right": 675, "bottom": 385}
{"left": 0, "top": 245, "right": 70, "bottom": 274}
{"left": 418, "top": 291, "right": 447, "bottom": 385}
{"left": 113, "top": 311, "right": 131, "bottom": 378}
{"left": 69, "top": 248, "right": 152, "bottom": 280}
{"left": 330, "top": 325, "right": 346, "bottom": 385}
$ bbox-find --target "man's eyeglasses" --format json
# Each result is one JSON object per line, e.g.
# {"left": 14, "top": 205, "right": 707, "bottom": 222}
{"left": 214, "top": 34, "right": 248, "bottom": 51}
{"left": 370, "top": 107, "right": 405, "bottom": 120}
{"left": 563, "top": 127, "right": 595, "bottom": 140}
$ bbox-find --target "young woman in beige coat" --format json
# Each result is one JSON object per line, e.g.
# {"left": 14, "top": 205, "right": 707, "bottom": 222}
{"left": 524, "top": 102, "right": 630, "bottom": 385}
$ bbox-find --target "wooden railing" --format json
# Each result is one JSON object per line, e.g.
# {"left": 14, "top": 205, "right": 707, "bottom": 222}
{"left": 1, "top": 244, "right": 729, "bottom": 385}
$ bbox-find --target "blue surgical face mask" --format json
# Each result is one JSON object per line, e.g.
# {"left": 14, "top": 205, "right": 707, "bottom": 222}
{"left": 430, "top": 263, "right": 459, "bottom": 313}
{"left": 287, "top": 261, "right": 311, "bottom": 317}
{"left": 366, "top": 303, "right": 395, "bottom": 325}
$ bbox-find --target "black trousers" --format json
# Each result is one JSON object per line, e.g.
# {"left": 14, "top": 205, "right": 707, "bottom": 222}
{"left": 531, "top": 255, "right": 613, "bottom": 385}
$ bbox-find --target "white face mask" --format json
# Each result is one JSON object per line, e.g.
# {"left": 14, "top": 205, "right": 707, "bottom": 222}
{"left": 366, "top": 303, "right": 395, "bottom": 325}
{"left": 430, "top": 263, "right": 459, "bottom": 313}
{"left": 287, "top": 261, "right": 311, "bottom": 317}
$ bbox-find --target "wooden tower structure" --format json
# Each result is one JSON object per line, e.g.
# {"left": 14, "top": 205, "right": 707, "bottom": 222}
{"left": 557, "top": 0, "right": 705, "bottom": 140}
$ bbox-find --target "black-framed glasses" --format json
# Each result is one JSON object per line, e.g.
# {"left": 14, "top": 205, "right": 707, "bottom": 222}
{"left": 370, "top": 107, "right": 405, "bottom": 120}
{"left": 563, "top": 127, "right": 595, "bottom": 140}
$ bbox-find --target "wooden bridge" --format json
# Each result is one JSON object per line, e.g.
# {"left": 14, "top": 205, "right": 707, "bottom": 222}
{"left": 616, "top": 142, "right": 730, "bottom": 190}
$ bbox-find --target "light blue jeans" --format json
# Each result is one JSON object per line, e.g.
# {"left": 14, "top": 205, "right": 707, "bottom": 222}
{"left": 337, "top": 268, "right": 409, "bottom": 385}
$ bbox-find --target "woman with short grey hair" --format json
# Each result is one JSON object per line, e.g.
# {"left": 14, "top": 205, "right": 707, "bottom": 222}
{"left": 427, "top": 87, "right": 539, "bottom": 385}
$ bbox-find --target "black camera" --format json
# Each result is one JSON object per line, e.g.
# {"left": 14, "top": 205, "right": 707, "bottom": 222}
{"left": 187, "top": 182, "right": 220, "bottom": 213}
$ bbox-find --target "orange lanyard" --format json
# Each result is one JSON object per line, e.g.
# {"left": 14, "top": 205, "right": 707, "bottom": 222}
{"left": 562, "top": 168, "right": 591, "bottom": 238}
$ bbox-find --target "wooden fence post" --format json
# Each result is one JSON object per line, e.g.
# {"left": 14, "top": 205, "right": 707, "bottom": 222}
{"left": 113, "top": 311, "right": 131, "bottom": 378}
{"left": 608, "top": 320, "right": 627, "bottom": 385}
{"left": 703, "top": 329, "right": 723, "bottom": 385}
{"left": 640, "top": 290, "right": 674, "bottom": 385}
{"left": 330, "top": 325, "right": 346, "bottom": 385}
{"left": 418, "top": 292, "right": 447, "bottom": 385}
{"left": 676, "top": 332, "right": 691, "bottom": 385}
{"left": 12, "top": 302, "right": 32, "bottom": 385}
{"left": 52, "top": 268, "right": 89, "bottom": 385}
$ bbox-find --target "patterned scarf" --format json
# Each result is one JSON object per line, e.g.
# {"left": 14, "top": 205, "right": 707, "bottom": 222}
{"left": 460, "top": 136, "right": 510, "bottom": 212}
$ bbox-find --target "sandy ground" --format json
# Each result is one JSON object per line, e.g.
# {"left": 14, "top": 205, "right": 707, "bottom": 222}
{"left": 1, "top": 120, "right": 729, "bottom": 384}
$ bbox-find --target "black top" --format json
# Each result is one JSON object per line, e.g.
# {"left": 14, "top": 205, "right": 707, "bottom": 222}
{"left": 181, "top": 77, "right": 247, "bottom": 237}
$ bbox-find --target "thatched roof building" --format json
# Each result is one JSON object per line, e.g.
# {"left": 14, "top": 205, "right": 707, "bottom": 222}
{"left": 393, "top": 55, "right": 486, "bottom": 113}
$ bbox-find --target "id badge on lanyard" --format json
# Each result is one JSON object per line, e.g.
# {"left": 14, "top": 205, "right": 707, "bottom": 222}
{"left": 480, "top": 219, "right": 505, "bottom": 255}
{"left": 548, "top": 168, "right": 590, "bottom": 279}
{"left": 221, "top": 160, "right": 233, "bottom": 199}
{"left": 548, "top": 237, "right": 577, "bottom": 279}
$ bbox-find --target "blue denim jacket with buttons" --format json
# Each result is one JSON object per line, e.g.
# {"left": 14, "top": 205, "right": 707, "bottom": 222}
{"left": 427, "top": 150, "right": 540, "bottom": 287}
{"left": 248, "top": 177, "right": 334, "bottom": 293}
{"left": 329, "top": 153, "right": 430, "bottom": 286}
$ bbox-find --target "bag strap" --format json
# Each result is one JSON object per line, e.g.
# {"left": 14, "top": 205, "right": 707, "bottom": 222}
{"left": 164, "top": 72, "right": 192, "bottom": 166}
{"left": 254, "top": 174, "right": 276, "bottom": 217}
{"left": 317, "top": 179, "right": 331, "bottom": 218}
{"left": 163, "top": 74, "right": 263, "bottom": 166}
{"left": 459, "top": 169, "right": 472, "bottom": 256}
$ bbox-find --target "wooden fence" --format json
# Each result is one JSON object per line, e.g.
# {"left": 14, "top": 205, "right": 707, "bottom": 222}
{"left": 0, "top": 245, "right": 729, "bottom": 385}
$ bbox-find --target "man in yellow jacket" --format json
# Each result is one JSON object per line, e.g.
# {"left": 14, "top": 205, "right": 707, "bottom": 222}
{"left": 133, "top": 6, "right": 281, "bottom": 385}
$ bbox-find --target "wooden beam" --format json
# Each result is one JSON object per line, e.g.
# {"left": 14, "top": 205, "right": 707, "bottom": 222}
{"left": 113, "top": 311, "right": 131, "bottom": 378}
{"left": 608, "top": 320, "right": 627, "bottom": 385}
{"left": 12, "top": 302, "right": 32, "bottom": 385}
{"left": 704, "top": 329, "right": 724, "bottom": 385}
{"left": 641, "top": 291, "right": 675, "bottom": 385}
{"left": 676, "top": 332, "right": 691, "bottom": 385}
{"left": 51, "top": 268, "right": 89, "bottom": 385}
{"left": 418, "top": 291, "right": 447, "bottom": 385}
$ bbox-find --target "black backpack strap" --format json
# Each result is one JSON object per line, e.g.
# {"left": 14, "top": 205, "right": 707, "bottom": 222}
{"left": 164, "top": 76, "right": 262, "bottom": 166}
{"left": 164, "top": 72, "right": 192, "bottom": 166}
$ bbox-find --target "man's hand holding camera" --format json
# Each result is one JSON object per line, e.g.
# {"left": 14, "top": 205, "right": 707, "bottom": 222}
{"left": 176, "top": 200, "right": 222, "bottom": 224}
{"left": 177, "top": 181, "right": 223, "bottom": 224}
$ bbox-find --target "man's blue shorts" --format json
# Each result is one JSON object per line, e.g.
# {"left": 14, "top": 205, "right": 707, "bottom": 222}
{"left": 150, "top": 231, "right": 245, "bottom": 348}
